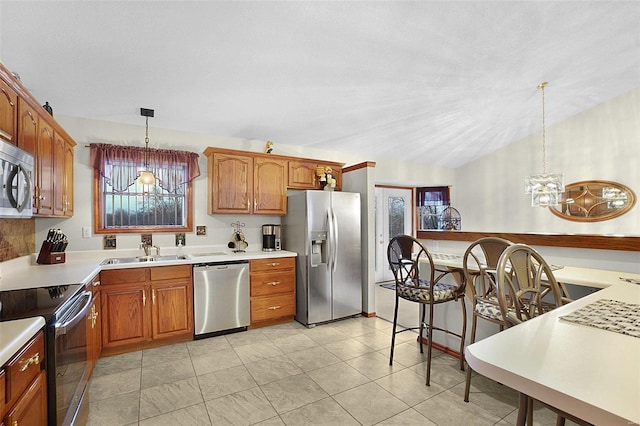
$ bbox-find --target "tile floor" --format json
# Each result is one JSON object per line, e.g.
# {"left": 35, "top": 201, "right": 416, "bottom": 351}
{"left": 86, "top": 315, "right": 574, "bottom": 426}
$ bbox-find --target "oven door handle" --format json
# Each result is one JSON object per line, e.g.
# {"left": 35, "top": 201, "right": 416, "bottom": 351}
{"left": 55, "top": 291, "right": 92, "bottom": 337}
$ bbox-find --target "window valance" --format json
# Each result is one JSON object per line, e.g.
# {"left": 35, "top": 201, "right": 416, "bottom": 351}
{"left": 89, "top": 143, "right": 200, "bottom": 193}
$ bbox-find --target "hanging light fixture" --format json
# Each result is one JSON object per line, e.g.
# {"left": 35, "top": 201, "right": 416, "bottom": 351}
{"left": 524, "top": 82, "right": 564, "bottom": 207}
{"left": 138, "top": 108, "right": 156, "bottom": 185}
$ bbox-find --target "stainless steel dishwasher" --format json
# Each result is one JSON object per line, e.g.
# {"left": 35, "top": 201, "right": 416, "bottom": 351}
{"left": 193, "top": 260, "right": 250, "bottom": 338}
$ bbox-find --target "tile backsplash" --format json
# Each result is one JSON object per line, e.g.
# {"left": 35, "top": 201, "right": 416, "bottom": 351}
{"left": 0, "top": 218, "right": 35, "bottom": 261}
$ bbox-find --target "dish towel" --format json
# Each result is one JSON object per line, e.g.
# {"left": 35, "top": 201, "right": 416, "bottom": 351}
{"left": 560, "top": 299, "right": 640, "bottom": 338}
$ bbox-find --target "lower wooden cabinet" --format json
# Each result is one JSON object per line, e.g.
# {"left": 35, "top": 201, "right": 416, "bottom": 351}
{"left": 2, "top": 331, "right": 47, "bottom": 426}
{"left": 249, "top": 257, "right": 296, "bottom": 327}
{"left": 87, "top": 275, "right": 102, "bottom": 379}
{"left": 101, "top": 265, "right": 193, "bottom": 350}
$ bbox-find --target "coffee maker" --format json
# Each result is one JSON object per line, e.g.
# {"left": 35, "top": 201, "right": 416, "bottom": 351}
{"left": 262, "top": 224, "right": 281, "bottom": 251}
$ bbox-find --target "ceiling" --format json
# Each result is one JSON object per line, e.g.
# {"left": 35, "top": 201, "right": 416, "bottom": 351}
{"left": 1, "top": 1, "right": 638, "bottom": 168}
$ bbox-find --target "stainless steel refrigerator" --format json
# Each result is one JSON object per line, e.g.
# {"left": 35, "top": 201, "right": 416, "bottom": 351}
{"left": 283, "top": 190, "right": 362, "bottom": 327}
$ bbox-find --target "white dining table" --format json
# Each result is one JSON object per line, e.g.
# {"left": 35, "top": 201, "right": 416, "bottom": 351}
{"left": 426, "top": 252, "right": 640, "bottom": 289}
{"left": 465, "top": 282, "right": 640, "bottom": 426}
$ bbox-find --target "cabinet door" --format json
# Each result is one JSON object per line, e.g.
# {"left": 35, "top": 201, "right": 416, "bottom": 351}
{"left": 35, "top": 122, "right": 54, "bottom": 216}
{"left": 254, "top": 157, "right": 287, "bottom": 215}
{"left": 53, "top": 133, "right": 65, "bottom": 216}
{"left": 210, "top": 153, "right": 253, "bottom": 213}
{"left": 0, "top": 78, "right": 18, "bottom": 144}
{"left": 4, "top": 370, "right": 47, "bottom": 426}
{"left": 288, "top": 160, "right": 318, "bottom": 189}
{"left": 101, "top": 283, "right": 150, "bottom": 348}
{"left": 63, "top": 139, "right": 74, "bottom": 216}
{"left": 151, "top": 278, "right": 193, "bottom": 340}
{"left": 17, "top": 99, "right": 37, "bottom": 157}
{"left": 86, "top": 291, "right": 101, "bottom": 378}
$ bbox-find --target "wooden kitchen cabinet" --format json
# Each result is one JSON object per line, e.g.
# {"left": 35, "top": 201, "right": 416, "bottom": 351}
{"left": 86, "top": 275, "right": 102, "bottom": 379}
{"left": 3, "top": 61, "right": 76, "bottom": 218}
{"left": 254, "top": 157, "right": 287, "bottom": 214}
{"left": 2, "top": 331, "right": 47, "bottom": 426}
{"left": 53, "top": 133, "right": 74, "bottom": 216}
{"left": 249, "top": 257, "right": 296, "bottom": 328}
{"left": 100, "top": 265, "right": 193, "bottom": 352}
{"left": 149, "top": 265, "right": 193, "bottom": 340}
{"left": 0, "top": 77, "right": 18, "bottom": 145}
{"left": 206, "top": 148, "right": 287, "bottom": 215}
{"left": 288, "top": 159, "right": 343, "bottom": 191}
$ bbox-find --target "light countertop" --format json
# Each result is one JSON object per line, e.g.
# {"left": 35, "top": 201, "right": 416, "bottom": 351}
{"left": 0, "top": 317, "right": 45, "bottom": 366}
{"left": 0, "top": 247, "right": 297, "bottom": 291}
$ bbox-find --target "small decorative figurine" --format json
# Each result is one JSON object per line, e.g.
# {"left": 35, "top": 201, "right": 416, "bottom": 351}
{"left": 42, "top": 101, "right": 53, "bottom": 116}
{"left": 264, "top": 141, "right": 274, "bottom": 154}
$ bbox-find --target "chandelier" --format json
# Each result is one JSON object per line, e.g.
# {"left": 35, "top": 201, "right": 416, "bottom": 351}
{"left": 524, "top": 82, "right": 564, "bottom": 207}
{"left": 138, "top": 108, "right": 156, "bottom": 185}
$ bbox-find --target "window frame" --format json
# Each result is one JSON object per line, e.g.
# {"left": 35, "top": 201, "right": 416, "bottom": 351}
{"left": 92, "top": 161, "right": 194, "bottom": 235}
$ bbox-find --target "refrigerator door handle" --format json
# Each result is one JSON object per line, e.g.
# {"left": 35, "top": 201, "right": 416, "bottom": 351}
{"left": 331, "top": 208, "right": 339, "bottom": 273}
{"left": 327, "top": 209, "right": 334, "bottom": 270}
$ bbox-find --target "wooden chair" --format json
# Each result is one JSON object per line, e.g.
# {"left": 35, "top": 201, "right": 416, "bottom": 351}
{"left": 462, "top": 237, "right": 513, "bottom": 402}
{"left": 387, "top": 235, "right": 467, "bottom": 386}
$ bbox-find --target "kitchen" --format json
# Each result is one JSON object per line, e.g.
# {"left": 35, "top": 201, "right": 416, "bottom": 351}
{"left": 1, "top": 1, "right": 640, "bottom": 425}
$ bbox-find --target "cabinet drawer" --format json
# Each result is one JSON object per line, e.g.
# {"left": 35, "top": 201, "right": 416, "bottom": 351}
{"left": 6, "top": 331, "right": 44, "bottom": 407}
{"left": 251, "top": 294, "right": 295, "bottom": 322}
{"left": 250, "top": 257, "right": 295, "bottom": 273}
{"left": 150, "top": 264, "right": 191, "bottom": 281}
{"left": 101, "top": 268, "right": 148, "bottom": 285}
{"left": 250, "top": 271, "right": 295, "bottom": 297}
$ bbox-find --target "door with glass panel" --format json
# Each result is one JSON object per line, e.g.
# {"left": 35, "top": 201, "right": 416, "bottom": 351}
{"left": 375, "top": 187, "right": 413, "bottom": 283}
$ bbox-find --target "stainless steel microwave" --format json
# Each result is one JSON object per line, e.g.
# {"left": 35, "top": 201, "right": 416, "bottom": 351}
{"left": 0, "top": 139, "right": 33, "bottom": 218}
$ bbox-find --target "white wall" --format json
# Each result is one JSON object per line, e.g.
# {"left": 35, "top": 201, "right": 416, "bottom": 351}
{"left": 454, "top": 88, "right": 640, "bottom": 235}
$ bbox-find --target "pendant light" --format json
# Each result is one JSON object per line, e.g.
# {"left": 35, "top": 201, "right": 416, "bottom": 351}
{"left": 139, "top": 108, "right": 156, "bottom": 185}
{"left": 524, "top": 82, "right": 564, "bottom": 207}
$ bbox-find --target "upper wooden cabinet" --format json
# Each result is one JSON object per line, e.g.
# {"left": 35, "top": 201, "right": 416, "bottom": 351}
{"left": 205, "top": 148, "right": 288, "bottom": 215}
{"left": 204, "top": 147, "right": 344, "bottom": 215}
{"left": 0, "top": 77, "right": 18, "bottom": 144}
{"left": 2, "top": 61, "right": 76, "bottom": 218}
{"left": 288, "top": 159, "right": 342, "bottom": 191}
{"left": 254, "top": 157, "right": 287, "bottom": 214}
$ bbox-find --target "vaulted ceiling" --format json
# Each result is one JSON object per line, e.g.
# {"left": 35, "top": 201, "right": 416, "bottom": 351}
{"left": 1, "top": 1, "right": 638, "bottom": 168}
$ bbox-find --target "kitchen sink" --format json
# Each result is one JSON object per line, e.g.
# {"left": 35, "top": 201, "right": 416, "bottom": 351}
{"left": 101, "top": 255, "right": 189, "bottom": 265}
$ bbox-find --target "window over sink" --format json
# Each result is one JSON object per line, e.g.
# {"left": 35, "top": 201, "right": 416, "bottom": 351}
{"left": 90, "top": 143, "right": 200, "bottom": 233}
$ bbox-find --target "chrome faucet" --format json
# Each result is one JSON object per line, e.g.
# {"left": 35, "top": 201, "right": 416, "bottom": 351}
{"left": 140, "top": 243, "right": 151, "bottom": 256}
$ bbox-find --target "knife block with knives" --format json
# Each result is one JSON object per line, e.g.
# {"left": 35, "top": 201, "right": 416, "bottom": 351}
{"left": 37, "top": 229, "right": 68, "bottom": 264}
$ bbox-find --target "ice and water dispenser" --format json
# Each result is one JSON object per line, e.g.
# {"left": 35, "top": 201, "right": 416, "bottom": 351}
{"left": 310, "top": 230, "right": 328, "bottom": 266}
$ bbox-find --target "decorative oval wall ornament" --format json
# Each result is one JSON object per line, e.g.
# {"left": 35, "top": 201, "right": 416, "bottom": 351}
{"left": 549, "top": 180, "right": 636, "bottom": 222}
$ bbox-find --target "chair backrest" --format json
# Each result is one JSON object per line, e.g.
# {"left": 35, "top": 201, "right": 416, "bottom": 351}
{"left": 462, "top": 237, "right": 512, "bottom": 299}
{"left": 495, "top": 244, "right": 566, "bottom": 326}
{"left": 387, "top": 235, "right": 434, "bottom": 288}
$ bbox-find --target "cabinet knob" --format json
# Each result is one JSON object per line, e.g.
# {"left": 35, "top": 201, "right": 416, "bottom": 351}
{"left": 267, "top": 281, "right": 280, "bottom": 286}
{"left": 267, "top": 306, "right": 281, "bottom": 310}
{"left": 269, "top": 262, "right": 280, "bottom": 267}
{"left": 19, "top": 352, "right": 40, "bottom": 372}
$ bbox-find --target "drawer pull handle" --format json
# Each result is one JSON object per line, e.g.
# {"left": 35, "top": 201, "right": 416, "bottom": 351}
{"left": 269, "top": 262, "right": 280, "bottom": 267}
{"left": 93, "top": 280, "right": 101, "bottom": 286}
{"left": 19, "top": 352, "right": 40, "bottom": 371}
{"left": 267, "top": 281, "right": 280, "bottom": 286}
{"left": 268, "top": 305, "right": 281, "bottom": 310}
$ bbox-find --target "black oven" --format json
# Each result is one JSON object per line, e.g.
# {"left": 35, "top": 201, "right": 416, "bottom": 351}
{"left": 0, "top": 283, "right": 91, "bottom": 426}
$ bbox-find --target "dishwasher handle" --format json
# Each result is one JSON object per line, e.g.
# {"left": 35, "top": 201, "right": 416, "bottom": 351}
{"left": 193, "top": 260, "right": 249, "bottom": 271}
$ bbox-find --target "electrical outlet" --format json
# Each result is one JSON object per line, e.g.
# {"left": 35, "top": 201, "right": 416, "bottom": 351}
{"left": 82, "top": 226, "right": 91, "bottom": 238}
{"left": 175, "top": 233, "right": 186, "bottom": 246}
{"left": 103, "top": 235, "right": 116, "bottom": 249}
